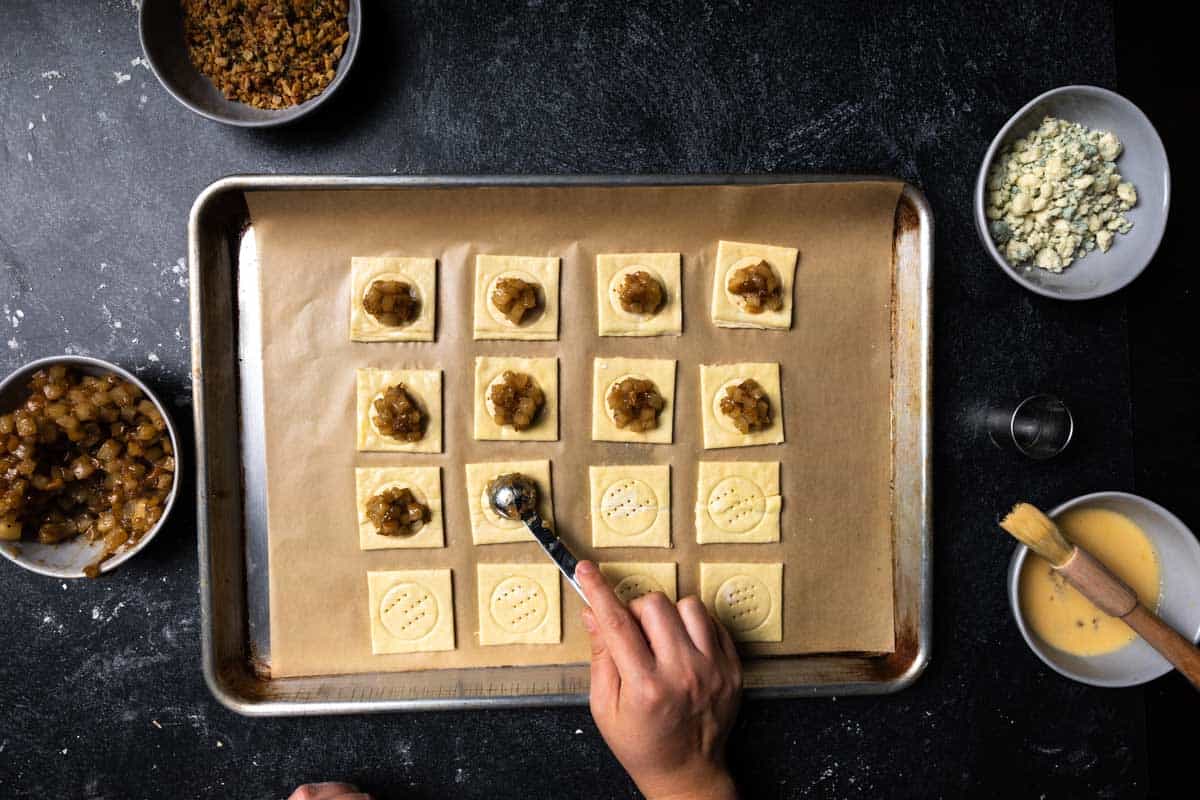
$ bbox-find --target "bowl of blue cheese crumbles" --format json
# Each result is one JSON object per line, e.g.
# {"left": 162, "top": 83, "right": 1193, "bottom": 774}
{"left": 975, "top": 85, "right": 1170, "bottom": 300}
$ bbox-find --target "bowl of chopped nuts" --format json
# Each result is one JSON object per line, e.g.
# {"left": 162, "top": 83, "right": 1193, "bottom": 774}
{"left": 0, "top": 356, "right": 180, "bottom": 578}
{"left": 975, "top": 85, "right": 1170, "bottom": 300}
{"left": 139, "top": 0, "right": 361, "bottom": 128}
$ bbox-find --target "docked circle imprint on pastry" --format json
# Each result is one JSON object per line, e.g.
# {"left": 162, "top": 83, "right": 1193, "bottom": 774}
{"left": 489, "top": 576, "right": 549, "bottom": 633}
{"left": 614, "top": 574, "right": 665, "bottom": 604}
{"left": 608, "top": 265, "right": 665, "bottom": 321}
{"left": 599, "top": 478, "right": 660, "bottom": 535}
{"left": 479, "top": 485, "right": 523, "bottom": 529}
{"left": 379, "top": 582, "right": 439, "bottom": 640}
{"left": 486, "top": 270, "right": 545, "bottom": 327}
{"left": 714, "top": 575, "right": 772, "bottom": 632}
{"left": 706, "top": 476, "right": 766, "bottom": 533}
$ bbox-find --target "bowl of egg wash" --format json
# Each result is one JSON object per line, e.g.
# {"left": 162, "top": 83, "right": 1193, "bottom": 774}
{"left": 1008, "top": 492, "right": 1200, "bottom": 687}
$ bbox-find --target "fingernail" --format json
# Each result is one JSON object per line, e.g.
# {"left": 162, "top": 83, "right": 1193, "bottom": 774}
{"left": 576, "top": 560, "right": 596, "bottom": 577}
{"left": 581, "top": 609, "right": 596, "bottom": 633}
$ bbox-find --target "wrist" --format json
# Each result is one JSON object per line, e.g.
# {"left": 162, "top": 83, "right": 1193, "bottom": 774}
{"left": 640, "top": 762, "right": 738, "bottom": 800}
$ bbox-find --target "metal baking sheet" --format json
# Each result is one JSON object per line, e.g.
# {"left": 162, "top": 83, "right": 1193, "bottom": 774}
{"left": 189, "top": 175, "right": 932, "bottom": 715}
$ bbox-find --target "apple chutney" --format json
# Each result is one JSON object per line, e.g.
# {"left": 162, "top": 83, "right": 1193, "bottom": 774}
{"left": 365, "top": 486, "right": 431, "bottom": 536}
{"left": 491, "top": 276, "right": 541, "bottom": 325}
{"left": 488, "top": 371, "right": 544, "bottom": 431}
{"left": 615, "top": 270, "right": 665, "bottom": 316}
{"left": 727, "top": 259, "right": 783, "bottom": 313}
{"left": 607, "top": 377, "right": 665, "bottom": 432}
{"left": 719, "top": 378, "right": 773, "bottom": 433}
{"left": 372, "top": 383, "right": 426, "bottom": 442}
{"left": 0, "top": 365, "right": 175, "bottom": 574}
{"left": 363, "top": 279, "right": 420, "bottom": 327}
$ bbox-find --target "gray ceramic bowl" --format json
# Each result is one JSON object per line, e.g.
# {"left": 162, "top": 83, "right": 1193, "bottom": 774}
{"left": 1008, "top": 492, "right": 1200, "bottom": 687}
{"left": 138, "top": 0, "right": 361, "bottom": 128}
{"left": 975, "top": 86, "right": 1170, "bottom": 300}
{"left": 0, "top": 356, "right": 181, "bottom": 578}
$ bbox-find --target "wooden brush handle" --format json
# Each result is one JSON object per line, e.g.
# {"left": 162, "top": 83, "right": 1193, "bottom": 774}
{"left": 1059, "top": 548, "right": 1200, "bottom": 691}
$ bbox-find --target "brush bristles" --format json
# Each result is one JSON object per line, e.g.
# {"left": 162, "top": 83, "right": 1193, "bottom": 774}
{"left": 999, "top": 503, "right": 1074, "bottom": 566}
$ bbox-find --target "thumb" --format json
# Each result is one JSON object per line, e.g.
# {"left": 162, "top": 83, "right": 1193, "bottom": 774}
{"left": 583, "top": 608, "right": 620, "bottom": 716}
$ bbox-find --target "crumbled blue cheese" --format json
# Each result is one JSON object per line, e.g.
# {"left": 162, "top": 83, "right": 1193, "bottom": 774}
{"left": 985, "top": 116, "right": 1137, "bottom": 273}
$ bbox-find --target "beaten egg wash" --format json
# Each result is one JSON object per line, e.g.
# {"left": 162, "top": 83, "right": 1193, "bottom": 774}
{"left": 1019, "top": 508, "right": 1161, "bottom": 656}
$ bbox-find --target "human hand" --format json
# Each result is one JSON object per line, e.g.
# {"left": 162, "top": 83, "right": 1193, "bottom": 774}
{"left": 576, "top": 560, "right": 742, "bottom": 800}
{"left": 287, "top": 782, "right": 372, "bottom": 800}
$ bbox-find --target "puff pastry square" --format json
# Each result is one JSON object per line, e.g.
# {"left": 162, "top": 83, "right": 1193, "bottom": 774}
{"left": 355, "top": 466, "right": 445, "bottom": 550}
{"left": 596, "top": 252, "right": 683, "bottom": 337}
{"left": 367, "top": 569, "right": 456, "bottom": 654}
{"left": 599, "top": 562, "right": 678, "bottom": 605}
{"left": 355, "top": 368, "right": 443, "bottom": 453}
{"left": 700, "top": 562, "right": 783, "bottom": 643}
{"left": 464, "top": 460, "right": 554, "bottom": 545}
{"left": 476, "top": 562, "right": 562, "bottom": 646}
{"left": 349, "top": 256, "right": 437, "bottom": 342}
{"left": 591, "top": 357, "right": 677, "bottom": 444}
{"left": 694, "top": 461, "right": 781, "bottom": 544}
{"left": 710, "top": 240, "right": 799, "bottom": 330}
{"left": 589, "top": 464, "right": 671, "bottom": 548}
{"left": 698, "top": 362, "right": 783, "bottom": 449}
{"left": 473, "top": 356, "right": 559, "bottom": 441}
{"left": 473, "top": 255, "right": 560, "bottom": 340}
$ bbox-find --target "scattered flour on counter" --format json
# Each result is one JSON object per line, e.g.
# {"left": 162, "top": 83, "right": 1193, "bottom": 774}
{"left": 147, "top": 352, "right": 159, "bottom": 362}
{"left": 114, "top": 71, "right": 132, "bottom": 84}
{"left": 131, "top": 56, "right": 150, "bottom": 69}
{"left": 27, "top": 121, "right": 34, "bottom": 130}
{"left": 40, "top": 69, "right": 63, "bottom": 79}
{"left": 8, "top": 339, "right": 20, "bottom": 350}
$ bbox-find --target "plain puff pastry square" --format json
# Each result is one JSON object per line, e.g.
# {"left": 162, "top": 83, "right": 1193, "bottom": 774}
{"left": 476, "top": 562, "right": 562, "bottom": 646}
{"left": 592, "top": 357, "right": 677, "bottom": 444}
{"left": 367, "top": 569, "right": 456, "bottom": 654}
{"left": 698, "top": 362, "right": 783, "bottom": 449}
{"left": 464, "top": 460, "right": 554, "bottom": 545}
{"left": 596, "top": 252, "right": 683, "bottom": 337}
{"left": 694, "top": 461, "right": 781, "bottom": 544}
{"left": 599, "top": 562, "right": 678, "bottom": 605}
{"left": 589, "top": 464, "right": 671, "bottom": 548}
{"left": 473, "top": 255, "right": 560, "bottom": 340}
{"left": 355, "top": 466, "right": 445, "bottom": 550}
{"left": 710, "top": 240, "right": 799, "bottom": 330}
{"left": 473, "top": 356, "right": 559, "bottom": 441}
{"left": 349, "top": 257, "right": 437, "bottom": 342}
{"left": 700, "top": 562, "right": 784, "bottom": 643}
{"left": 356, "top": 368, "right": 443, "bottom": 453}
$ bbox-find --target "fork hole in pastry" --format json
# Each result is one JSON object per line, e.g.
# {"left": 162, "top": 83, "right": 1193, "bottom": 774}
{"left": 706, "top": 477, "right": 766, "bottom": 533}
{"left": 614, "top": 574, "right": 665, "bottom": 604}
{"left": 489, "top": 576, "right": 549, "bottom": 633}
{"left": 608, "top": 266, "right": 666, "bottom": 321}
{"left": 606, "top": 375, "right": 665, "bottom": 432}
{"left": 599, "top": 478, "right": 659, "bottom": 535}
{"left": 380, "top": 581, "right": 439, "bottom": 640}
{"left": 371, "top": 383, "right": 428, "bottom": 442}
{"left": 366, "top": 485, "right": 431, "bottom": 537}
{"left": 725, "top": 257, "right": 783, "bottom": 314}
{"left": 362, "top": 275, "right": 421, "bottom": 327}
{"left": 485, "top": 371, "right": 545, "bottom": 431}
{"left": 488, "top": 271, "right": 545, "bottom": 327}
{"left": 714, "top": 378, "right": 772, "bottom": 435}
{"left": 714, "top": 575, "right": 771, "bottom": 632}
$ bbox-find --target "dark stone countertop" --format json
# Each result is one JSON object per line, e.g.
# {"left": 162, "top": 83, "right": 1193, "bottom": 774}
{"left": 0, "top": 1, "right": 1187, "bottom": 798}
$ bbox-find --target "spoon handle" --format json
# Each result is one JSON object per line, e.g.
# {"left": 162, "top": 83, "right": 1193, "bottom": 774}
{"left": 522, "top": 510, "right": 589, "bottom": 606}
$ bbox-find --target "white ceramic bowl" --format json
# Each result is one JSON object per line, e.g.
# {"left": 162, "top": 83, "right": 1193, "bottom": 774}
{"left": 1008, "top": 492, "right": 1200, "bottom": 687}
{"left": 0, "top": 356, "right": 181, "bottom": 578}
{"left": 975, "top": 85, "right": 1170, "bottom": 300}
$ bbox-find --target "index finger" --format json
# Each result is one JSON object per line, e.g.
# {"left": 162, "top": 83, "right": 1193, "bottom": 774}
{"left": 575, "top": 561, "right": 655, "bottom": 678}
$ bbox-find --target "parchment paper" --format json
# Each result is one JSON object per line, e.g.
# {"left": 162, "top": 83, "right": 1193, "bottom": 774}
{"left": 246, "top": 182, "right": 902, "bottom": 678}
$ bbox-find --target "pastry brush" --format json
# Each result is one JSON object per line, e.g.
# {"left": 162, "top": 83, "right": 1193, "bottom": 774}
{"left": 1000, "top": 502, "right": 1200, "bottom": 690}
